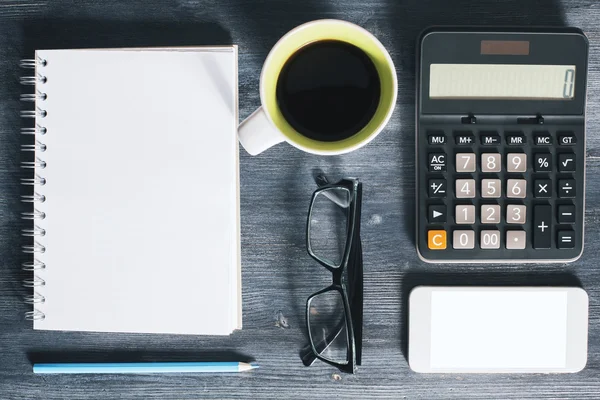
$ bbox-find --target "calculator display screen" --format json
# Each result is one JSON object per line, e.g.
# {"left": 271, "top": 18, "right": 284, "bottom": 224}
{"left": 429, "top": 64, "right": 576, "bottom": 100}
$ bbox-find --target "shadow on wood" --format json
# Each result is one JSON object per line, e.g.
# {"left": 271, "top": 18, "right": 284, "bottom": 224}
{"left": 22, "top": 18, "right": 232, "bottom": 52}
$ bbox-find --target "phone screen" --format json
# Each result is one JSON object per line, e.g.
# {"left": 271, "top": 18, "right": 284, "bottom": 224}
{"left": 430, "top": 290, "right": 568, "bottom": 369}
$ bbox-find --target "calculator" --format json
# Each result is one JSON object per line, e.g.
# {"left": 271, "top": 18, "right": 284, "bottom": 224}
{"left": 416, "top": 28, "right": 589, "bottom": 263}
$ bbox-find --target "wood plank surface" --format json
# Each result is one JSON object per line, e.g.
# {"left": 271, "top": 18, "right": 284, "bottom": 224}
{"left": 0, "top": 0, "right": 599, "bottom": 398}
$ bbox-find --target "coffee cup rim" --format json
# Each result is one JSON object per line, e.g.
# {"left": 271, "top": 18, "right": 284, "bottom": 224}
{"left": 259, "top": 19, "right": 398, "bottom": 155}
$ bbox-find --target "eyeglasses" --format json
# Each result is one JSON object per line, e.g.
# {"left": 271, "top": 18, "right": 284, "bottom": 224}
{"left": 300, "top": 176, "right": 363, "bottom": 374}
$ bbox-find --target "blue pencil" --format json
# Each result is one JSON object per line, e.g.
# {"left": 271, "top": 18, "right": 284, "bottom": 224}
{"left": 33, "top": 361, "right": 259, "bottom": 374}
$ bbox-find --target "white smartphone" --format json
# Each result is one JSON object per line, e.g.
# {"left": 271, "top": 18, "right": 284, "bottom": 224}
{"left": 409, "top": 286, "right": 588, "bottom": 373}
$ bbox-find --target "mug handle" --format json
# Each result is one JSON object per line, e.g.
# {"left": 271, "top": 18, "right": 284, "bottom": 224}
{"left": 238, "top": 107, "right": 285, "bottom": 155}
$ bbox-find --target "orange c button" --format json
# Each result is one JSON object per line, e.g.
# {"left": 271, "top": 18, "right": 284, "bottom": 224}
{"left": 428, "top": 230, "right": 447, "bottom": 250}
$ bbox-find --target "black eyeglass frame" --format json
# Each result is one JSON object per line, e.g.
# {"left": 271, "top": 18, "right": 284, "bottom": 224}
{"left": 303, "top": 177, "right": 363, "bottom": 374}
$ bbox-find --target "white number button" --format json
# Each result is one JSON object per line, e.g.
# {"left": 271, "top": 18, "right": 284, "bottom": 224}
{"left": 507, "top": 179, "right": 527, "bottom": 198}
{"left": 506, "top": 231, "right": 526, "bottom": 250}
{"left": 507, "top": 204, "right": 526, "bottom": 224}
{"left": 453, "top": 230, "right": 475, "bottom": 249}
{"left": 481, "top": 230, "right": 501, "bottom": 249}
{"left": 456, "top": 179, "right": 476, "bottom": 199}
{"left": 481, "top": 153, "right": 501, "bottom": 173}
{"left": 507, "top": 153, "right": 527, "bottom": 173}
{"left": 481, "top": 205, "right": 500, "bottom": 224}
{"left": 456, "top": 205, "right": 476, "bottom": 224}
{"left": 482, "top": 179, "right": 501, "bottom": 198}
{"left": 456, "top": 153, "right": 476, "bottom": 173}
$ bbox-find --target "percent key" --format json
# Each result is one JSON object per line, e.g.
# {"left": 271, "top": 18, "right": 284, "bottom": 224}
{"left": 534, "top": 154, "right": 552, "bottom": 172}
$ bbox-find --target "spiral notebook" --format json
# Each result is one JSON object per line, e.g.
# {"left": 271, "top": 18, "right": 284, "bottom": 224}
{"left": 21, "top": 47, "right": 241, "bottom": 335}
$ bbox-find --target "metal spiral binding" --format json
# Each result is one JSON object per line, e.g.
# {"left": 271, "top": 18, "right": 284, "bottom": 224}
{"left": 20, "top": 57, "right": 48, "bottom": 322}
{"left": 20, "top": 92, "right": 48, "bottom": 102}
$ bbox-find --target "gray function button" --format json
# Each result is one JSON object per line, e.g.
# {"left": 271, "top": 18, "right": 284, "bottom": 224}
{"left": 481, "top": 153, "right": 501, "bottom": 173}
{"left": 535, "top": 132, "right": 552, "bottom": 146}
{"left": 481, "top": 230, "right": 501, "bottom": 249}
{"left": 507, "top": 179, "right": 527, "bottom": 199}
{"left": 453, "top": 230, "right": 475, "bottom": 249}
{"left": 506, "top": 231, "right": 526, "bottom": 250}
{"left": 507, "top": 153, "right": 527, "bottom": 173}
{"left": 559, "top": 132, "right": 577, "bottom": 145}
{"left": 507, "top": 133, "right": 526, "bottom": 146}
{"left": 481, "top": 179, "right": 501, "bottom": 198}
{"left": 428, "top": 153, "right": 447, "bottom": 172}
{"left": 455, "top": 179, "right": 476, "bottom": 199}
{"left": 456, "top": 153, "right": 476, "bottom": 173}
{"left": 428, "top": 132, "right": 446, "bottom": 145}
{"left": 455, "top": 205, "right": 475, "bottom": 224}
{"left": 455, "top": 132, "right": 475, "bottom": 146}
{"left": 481, "top": 204, "right": 501, "bottom": 224}
{"left": 558, "top": 153, "right": 576, "bottom": 172}
{"left": 507, "top": 205, "right": 526, "bottom": 224}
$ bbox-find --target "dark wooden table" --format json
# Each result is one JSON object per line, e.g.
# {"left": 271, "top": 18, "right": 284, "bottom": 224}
{"left": 1, "top": 0, "right": 598, "bottom": 398}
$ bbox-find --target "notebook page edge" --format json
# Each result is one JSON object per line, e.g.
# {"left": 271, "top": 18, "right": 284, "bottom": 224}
{"left": 233, "top": 45, "right": 242, "bottom": 330}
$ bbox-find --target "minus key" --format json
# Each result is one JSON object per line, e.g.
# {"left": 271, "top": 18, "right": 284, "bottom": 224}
{"left": 558, "top": 205, "right": 576, "bottom": 223}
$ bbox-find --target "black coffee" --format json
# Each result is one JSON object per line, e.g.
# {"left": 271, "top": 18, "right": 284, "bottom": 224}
{"left": 276, "top": 40, "right": 381, "bottom": 142}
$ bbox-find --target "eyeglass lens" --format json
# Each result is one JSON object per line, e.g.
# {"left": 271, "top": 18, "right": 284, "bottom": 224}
{"left": 309, "top": 187, "right": 351, "bottom": 267}
{"left": 308, "top": 289, "right": 349, "bottom": 364}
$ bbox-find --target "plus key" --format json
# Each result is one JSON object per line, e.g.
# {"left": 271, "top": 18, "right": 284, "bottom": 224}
{"left": 533, "top": 205, "right": 552, "bottom": 249}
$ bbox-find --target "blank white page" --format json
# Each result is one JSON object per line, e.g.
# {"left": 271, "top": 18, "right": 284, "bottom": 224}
{"left": 33, "top": 48, "right": 240, "bottom": 334}
{"left": 430, "top": 290, "right": 568, "bottom": 369}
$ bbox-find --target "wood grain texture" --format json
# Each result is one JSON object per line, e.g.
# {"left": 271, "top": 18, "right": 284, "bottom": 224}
{"left": 0, "top": 0, "right": 599, "bottom": 398}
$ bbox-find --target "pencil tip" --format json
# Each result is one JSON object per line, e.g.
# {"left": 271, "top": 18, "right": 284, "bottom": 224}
{"left": 249, "top": 362, "right": 259, "bottom": 369}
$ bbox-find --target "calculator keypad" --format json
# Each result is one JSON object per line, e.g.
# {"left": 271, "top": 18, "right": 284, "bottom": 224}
{"left": 418, "top": 123, "right": 584, "bottom": 262}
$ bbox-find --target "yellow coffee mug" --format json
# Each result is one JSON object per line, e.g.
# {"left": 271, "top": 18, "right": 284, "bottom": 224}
{"left": 238, "top": 19, "right": 397, "bottom": 156}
